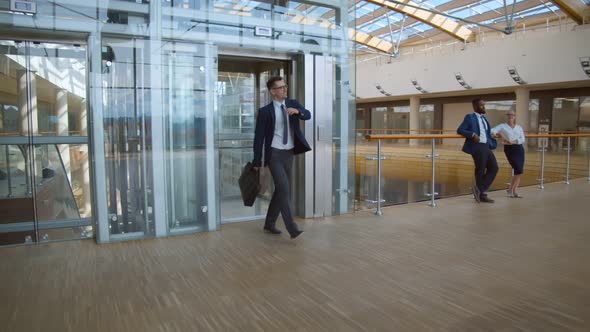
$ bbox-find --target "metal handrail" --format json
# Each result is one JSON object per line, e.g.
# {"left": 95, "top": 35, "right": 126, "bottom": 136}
{"left": 356, "top": 129, "right": 584, "bottom": 134}
{"left": 363, "top": 133, "right": 590, "bottom": 214}
{"left": 365, "top": 133, "right": 590, "bottom": 139}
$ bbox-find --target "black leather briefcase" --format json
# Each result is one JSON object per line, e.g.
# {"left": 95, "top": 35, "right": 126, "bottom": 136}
{"left": 238, "top": 162, "right": 260, "bottom": 207}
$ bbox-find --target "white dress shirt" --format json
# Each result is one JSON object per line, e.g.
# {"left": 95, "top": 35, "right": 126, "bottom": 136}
{"left": 474, "top": 112, "right": 488, "bottom": 144}
{"left": 491, "top": 123, "right": 525, "bottom": 145}
{"left": 271, "top": 99, "right": 294, "bottom": 150}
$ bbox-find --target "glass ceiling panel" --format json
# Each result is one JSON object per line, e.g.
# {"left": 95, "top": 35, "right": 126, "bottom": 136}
{"left": 354, "top": 0, "right": 566, "bottom": 52}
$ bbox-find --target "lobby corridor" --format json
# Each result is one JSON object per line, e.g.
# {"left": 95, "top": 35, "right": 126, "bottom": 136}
{"left": 1, "top": 180, "right": 589, "bottom": 332}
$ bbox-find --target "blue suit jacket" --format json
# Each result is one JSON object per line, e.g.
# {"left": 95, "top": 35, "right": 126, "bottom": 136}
{"left": 253, "top": 99, "right": 312, "bottom": 167}
{"left": 457, "top": 113, "right": 497, "bottom": 154}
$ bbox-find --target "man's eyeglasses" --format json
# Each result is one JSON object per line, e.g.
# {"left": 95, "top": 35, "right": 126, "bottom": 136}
{"left": 271, "top": 85, "right": 288, "bottom": 90}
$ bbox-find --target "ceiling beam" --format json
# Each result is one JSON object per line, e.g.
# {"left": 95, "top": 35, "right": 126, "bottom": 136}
{"left": 550, "top": 0, "right": 588, "bottom": 24}
{"left": 363, "top": 0, "right": 476, "bottom": 42}
{"left": 366, "top": 0, "right": 483, "bottom": 37}
{"left": 350, "top": 29, "right": 395, "bottom": 53}
{"left": 398, "top": 0, "right": 542, "bottom": 46}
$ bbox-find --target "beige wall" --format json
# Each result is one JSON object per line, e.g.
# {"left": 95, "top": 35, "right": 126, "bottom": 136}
{"left": 357, "top": 28, "right": 590, "bottom": 98}
{"left": 443, "top": 103, "right": 472, "bottom": 147}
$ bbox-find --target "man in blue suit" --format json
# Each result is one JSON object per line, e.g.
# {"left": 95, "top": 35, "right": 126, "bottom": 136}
{"left": 457, "top": 98, "right": 498, "bottom": 203}
{"left": 252, "top": 76, "right": 311, "bottom": 239}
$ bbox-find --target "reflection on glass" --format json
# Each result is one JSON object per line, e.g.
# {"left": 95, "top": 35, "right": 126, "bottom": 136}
{"left": 162, "top": 43, "right": 211, "bottom": 231}
{"left": 0, "top": 144, "right": 34, "bottom": 244}
{"left": 0, "top": 42, "right": 86, "bottom": 136}
{"left": 552, "top": 97, "right": 579, "bottom": 132}
{"left": 1, "top": 40, "right": 92, "bottom": 245}
{"left": 102, "top": 38, "right": 153, "bottom": 236}
{"left": 34, "top": 145, "right": 80, "bottom": 221}
{"left": 419, "top": 104, "right": 434, "bottom": 133}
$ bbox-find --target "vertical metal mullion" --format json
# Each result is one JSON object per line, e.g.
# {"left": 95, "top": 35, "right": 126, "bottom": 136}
{"left": 167, "top": 50, "right": 175, "bottom": 228}
{"left": 25, "top": 42, "right": 40, "bottom": 243}
{"left": 150, "top": 0, "right": 168, "bottom": 237}
{"left": 205, "top": 44, "right": 219, "bottom": 231}
{"left": 140, "top": 42, "right": 150, "bottom": 235}
{"left": 88, "top": 33, "right": 110, "bottom": 243}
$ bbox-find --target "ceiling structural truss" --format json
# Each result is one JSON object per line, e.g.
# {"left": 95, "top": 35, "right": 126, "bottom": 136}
{"left": 350, "top": 29, "right": 395, "bottom": 53}
{"left": 503, "top": 0, "right": 518, "bottom": 33}
{"left": 386, "top": 12, "right": 407, "bottom": 57}
{"left": 550, "top": 0, "right": 588, "bottom": 24}
{"left": 363, "top": 0, "right": 479, "bottom": 41}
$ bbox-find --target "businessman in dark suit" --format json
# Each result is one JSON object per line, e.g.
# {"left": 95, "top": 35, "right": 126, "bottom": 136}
{"left": 253, "top": 76, "right": 311, "bottom": 239}
{"left": 457, "top": 98, "right": 498, "bottom": 203}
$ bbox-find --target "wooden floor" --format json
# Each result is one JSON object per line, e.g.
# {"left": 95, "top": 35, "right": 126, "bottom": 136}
{"left": 2, "top": 180, "right": 590, "bottom": 331}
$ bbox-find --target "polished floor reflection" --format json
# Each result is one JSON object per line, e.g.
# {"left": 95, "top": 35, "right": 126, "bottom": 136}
{"left": 1, "top": 179, "right": 589, "bottom": 331}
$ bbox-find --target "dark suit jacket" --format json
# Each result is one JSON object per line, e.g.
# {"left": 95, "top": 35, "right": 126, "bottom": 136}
{"left": 253, "top": 99, "right": 312, "bottom": 167}
{"left": 457, "top": 113, "right": 497, "bottom": 154}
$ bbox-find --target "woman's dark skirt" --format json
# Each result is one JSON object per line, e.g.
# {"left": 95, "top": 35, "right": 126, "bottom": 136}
{"left": 504, "top": 144, "right": 525, "bottom": 175}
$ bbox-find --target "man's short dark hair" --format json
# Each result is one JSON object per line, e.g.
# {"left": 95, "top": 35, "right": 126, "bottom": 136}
{"left": 472, "top": 98, "right": 483, "bottom": 108}
{"left": 266, "top": 76, "right": 283, "bottom": 90}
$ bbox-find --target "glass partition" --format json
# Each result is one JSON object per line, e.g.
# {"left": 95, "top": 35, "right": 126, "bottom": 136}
{"left": 101, "top": 38, "right": 154, "bottom": 237}
{"left": 0, "top": 40, "right": 92, "bottom": 245}
{"left": 162, "top": 42, "right": 215, "bottom": 232}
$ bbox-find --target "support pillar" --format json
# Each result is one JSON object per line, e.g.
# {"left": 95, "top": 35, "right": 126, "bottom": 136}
{"left": 409, "top": 96, "right": 420, "bottom": 146}
{"left": 17, "top": 69, "right": 38, "bottom": 135}
{"left": 515, "top": 87, "right": 530, "bottom": 132}
{"left": 79, "top": 99, "right": 91, "bottom": 217}
{"left": 56, "top": 89, "right": 71, "bottom": 182}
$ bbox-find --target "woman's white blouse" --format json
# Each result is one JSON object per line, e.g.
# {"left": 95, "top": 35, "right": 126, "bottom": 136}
{"left": 491, "top": 123, "right": 525, "bottom": 145}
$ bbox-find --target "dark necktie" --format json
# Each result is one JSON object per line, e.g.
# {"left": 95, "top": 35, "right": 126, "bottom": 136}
{"left": 481, "top": 115, "right": 487, "bottom": 139}
{"left": 281, "top": 104, "right": 288, "bottom": 144}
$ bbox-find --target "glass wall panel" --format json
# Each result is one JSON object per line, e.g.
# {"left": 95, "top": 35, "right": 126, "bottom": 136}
{"left": 419, "top": 104, "right": 434, "bottom": 131}
{"left": 28, "top": 43, "right": 87, "bottom": 137}
{"left": 34, "top": 144, "right": 92, "bottom": 241}
{"left": 552, "top": 97, "right": 579, "bottom": 132}
{"left": 101, "top": 38, "right": 154, "bottom": 237}
{"left": 162, "top": 42, "right": 213, "bottom": 231}
{"left": 485, "top": 100, "right": 516, "bottom": 127}
{"left": 0, "top": 143, "right": 35, "bottom": 245}
{"left": 0, "top": 40, "right": 92, "bottom": 245}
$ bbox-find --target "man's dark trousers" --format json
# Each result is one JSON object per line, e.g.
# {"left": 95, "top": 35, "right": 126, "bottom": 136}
{"left": 265, "top": 148, "right": 299, "bottom": 235}
{"left": 471, "top": 143, "right": 499, "bottom": 195}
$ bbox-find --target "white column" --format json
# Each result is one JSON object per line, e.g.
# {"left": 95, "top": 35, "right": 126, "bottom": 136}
{"left": 409, "top": 96, "right": 420, "bottom": 146}
{"left": 515, "top": 87, "right": 530, "bottom": 132}
{"left": 516, "top": 87, "right": 530, "bottom": 150}
{"left": 79, "top": 99, "right": 91, "bottom": 217}
{"left": 56, "top": 89, "right": 71, "bottom": 182}
{"left": 17, "top": 69, "right": 38, "bottom": 135}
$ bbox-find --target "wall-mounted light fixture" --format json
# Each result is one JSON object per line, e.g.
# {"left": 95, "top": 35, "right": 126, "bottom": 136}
{"left": 410, "top": 79, "right": 428, "bottom": 94}
{"left": 579, "top": 57, "right": 590, "bottom": 78}
{"left": 375, "top": 83, "right": 393, "bottom": 97}
{"left": 454, "top": 72, "right": 472, "bottom": 89}
{"left": 507, "top": 66, "right": 526, "bottom": 85}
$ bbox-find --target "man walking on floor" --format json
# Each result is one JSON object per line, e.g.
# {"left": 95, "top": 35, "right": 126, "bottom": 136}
{"left": 252, "top": 76, "right": 311, "bottom": 239}
{"left": 457, "top": 98, "right": 499, "bottom": 203}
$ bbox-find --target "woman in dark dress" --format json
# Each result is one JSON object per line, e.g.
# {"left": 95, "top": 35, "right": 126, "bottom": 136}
{"left": 491, "top": 111, "right": 526, "bottom": 198}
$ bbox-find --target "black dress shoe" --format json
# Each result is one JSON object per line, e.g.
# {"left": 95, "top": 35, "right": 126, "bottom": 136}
{"left": 480, "top": 196, "right": 494, "bottom": 203}
{"left": 263, "top": 226, "right": 282, "bottom": 235}
{"left": 290, "top": 230, "right": 303, "bottom": 239}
